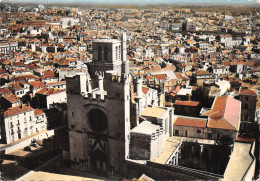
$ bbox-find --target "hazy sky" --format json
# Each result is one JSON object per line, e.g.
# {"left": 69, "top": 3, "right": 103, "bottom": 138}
{"left": 2, "top": 0, "right": 260, "bottom": 4}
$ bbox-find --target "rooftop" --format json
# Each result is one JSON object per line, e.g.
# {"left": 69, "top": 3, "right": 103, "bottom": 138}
{"left": 34, "top": 108, "right": 45, "bottom": 116}
{"left": 37, "top": 87, "right": 64, "bottom": 96}
{"left": 2, "top": 93, "right": 20, "bottom": 103}
{"left": 174, "top": 116, "right": 207, "bottom": 128}
{"left": 47, "top": 81, "right": 66, "bottom": 86}
{"left": 30, "top": 81, "right": 46, "bottom": 89}
{"left": 176, "top": 87, "right": 192, "bottom": 96}
{"left": 239, "top": 88, "right": 257, "bottom": 96}
{"left": 131, "top": 121, "right": 160, "bottom": 135}
{"left": 141, "top": 106, "right": 168, "bottom": 119}
{"left": 173, "top": 100, "right": 200, "bottom": 107}
{"left": 0, "top": 87, "right": 11, "bottom": 94}
{"left": 3, "top": 105, "right": 33, "bottom": 118}
{"left": 224, "top": 141, "right": 255, "bottom": 181}
{"left": 205, "top": 95, "right": 241, "bottom": 131}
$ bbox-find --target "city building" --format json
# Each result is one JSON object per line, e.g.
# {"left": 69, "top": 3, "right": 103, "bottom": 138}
{"left": 0, "top": 105, "right": 47, "bottom": 144}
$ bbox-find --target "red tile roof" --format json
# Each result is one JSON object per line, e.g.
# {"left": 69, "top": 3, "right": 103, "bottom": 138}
{"left": 230, "top": 62, "right": 247, "bottom": 65}
{"left": 239, "top": 89, "right": 257, "bottom": 96}
{"left": 12, "top": 74, "right": 39, "bottom": 82}
{"left": 34, "top": 108, "right": 45, "bottom": 116}
{"left": 47, "top": 81, "right": 66, "bottom": 86}
{"left": 37, "top": 87, "right": 64, "bottom": 96}
{"left": 0, "top": 87, "right": 11, "bottom": 94}
{"left": 8, "top": 82, "right": 23, "bottom": 90}
{"left": 236, "top": 137, "right": 255, "bottom": 143}
{"left": 42, "top": 70, "right": 56, "bottom": 79}
{"left": 174, "top": 117, "right": 207, "bottom": 128}
{"left": 2, "top": 93, "right": 20, "bottom": 103}
{"left": 153, "top": 74, "right": 167, "bottom": 80}
{"left": 0, "top": 69, "right": 7, "bottom": 74}
{"left": 30, "top": 81, "right": 46, "bottom": 89}
{"left": 3, "top": 105, "right": 33, "bottom": 118}
{"left": 206, "top": 96, "right": 241, "bottom": 130}
{"left": 173, "top": 101, "right": 200, "bottom": 107}
{"left": 12, "top": 61, "right": 26, "bottom": 67}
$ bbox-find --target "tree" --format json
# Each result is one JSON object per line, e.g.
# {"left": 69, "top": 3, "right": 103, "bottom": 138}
{"left": 214, "top": 135, "right": 233, "bottom": 174}
{"left": 192, "top": 86, "right": 211, "bottom": 108}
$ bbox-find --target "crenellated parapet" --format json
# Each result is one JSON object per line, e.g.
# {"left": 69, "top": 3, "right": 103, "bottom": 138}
{"left": 105, "top": 70, "right": 129, "bottom": 85}
{"left": 82, "top": 91, "right": 107, "bottom": 102}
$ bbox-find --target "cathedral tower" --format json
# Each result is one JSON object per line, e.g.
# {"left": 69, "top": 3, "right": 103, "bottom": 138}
{"left": 66, "top": 33, "right": 130, "bottom": 176}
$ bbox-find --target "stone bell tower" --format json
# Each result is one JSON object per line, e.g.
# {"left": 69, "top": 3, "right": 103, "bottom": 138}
{"left": 66, "top": 33, "right": 130, "bottom": 176}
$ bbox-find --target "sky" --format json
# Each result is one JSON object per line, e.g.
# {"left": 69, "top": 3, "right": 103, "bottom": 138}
{"left": 2, "top": 0, "right": 260, "bottom": 4}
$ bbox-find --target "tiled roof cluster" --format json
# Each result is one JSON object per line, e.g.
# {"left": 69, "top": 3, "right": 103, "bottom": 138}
{"left": 2, "top": 93, "right": 20, "bottom": 103}
{"left": 3, "top": 104, "right": 33, "bottom": 118}
{"left": 37, "top": 87, "right": 64, "bottom": 96}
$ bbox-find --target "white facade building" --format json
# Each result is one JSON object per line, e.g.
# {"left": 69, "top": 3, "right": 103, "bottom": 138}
{"left": 1, "top": 105, "right": 47, "bottom": 144}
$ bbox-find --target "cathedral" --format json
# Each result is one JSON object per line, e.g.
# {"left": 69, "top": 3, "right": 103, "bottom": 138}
{"left": 66, "top": 33, "right": 131, "bottom": 175}
{"left": 66, "top": 33, "right": 172, "bottom": 177}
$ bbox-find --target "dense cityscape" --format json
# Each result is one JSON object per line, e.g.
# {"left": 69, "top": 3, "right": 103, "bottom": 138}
{"left": 0, "top": 2, "right": 259, "bottom": 181}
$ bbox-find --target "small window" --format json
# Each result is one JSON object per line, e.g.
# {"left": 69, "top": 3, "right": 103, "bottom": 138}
{"left": 197, "top": 130, "right": 201, "bottom": 134}
{"left": 175, "top": 130, "right": 179, "bottom": 136}
{"left": 208, "top": 133, "right": 212, "bottom": 139}
{"left": 72, "top": 112, "right": 74, "bottom": 117}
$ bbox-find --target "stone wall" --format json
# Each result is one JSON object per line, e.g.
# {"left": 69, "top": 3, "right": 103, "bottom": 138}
{"left": 125, "top": 160, "right": 220, "bottom": 180}
{"left": 2, "top": 129, "right": 54, "bottom": 154}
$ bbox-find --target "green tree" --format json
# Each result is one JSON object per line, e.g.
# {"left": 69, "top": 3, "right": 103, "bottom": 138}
{"left": 214, "top": 135, "right": 233, "bottom": 174}
{"left": 192, "top": 86, "right": 211, "bottom": 108}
